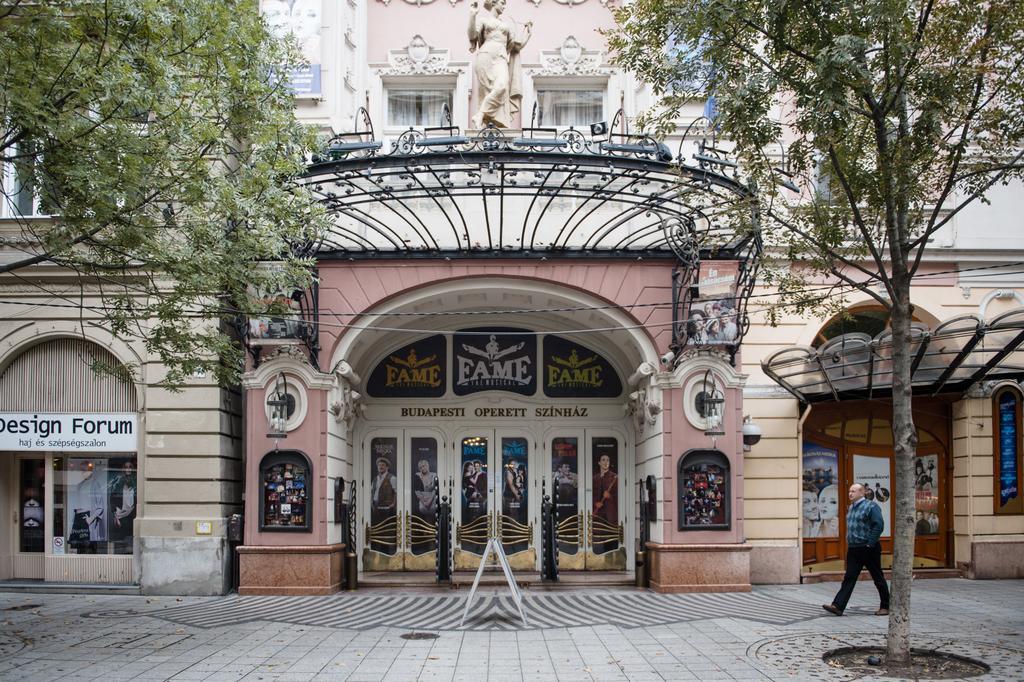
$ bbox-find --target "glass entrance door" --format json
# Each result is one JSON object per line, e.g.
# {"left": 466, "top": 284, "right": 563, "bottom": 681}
{"left": 548, "top": 431, "right": 626, "bottom": 570}
{"left": 454, "top": 429, "right": 535, "bottom": 570}
{"left": 363, "top": 429, "right": 446, "bottom": 571}
{"left": 14, "top": 455, "right": 46, "bottom": 579}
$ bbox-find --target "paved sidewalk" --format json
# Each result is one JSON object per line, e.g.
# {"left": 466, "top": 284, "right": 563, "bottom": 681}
{"left": 1, "top": 579, "right": 1021, "bottom": 681}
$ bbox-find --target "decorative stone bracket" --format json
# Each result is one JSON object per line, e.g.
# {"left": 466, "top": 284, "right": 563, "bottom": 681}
{"left": 329, "top": 360, "right": 365, "bottom": 427}
{"left": 527, "top": 36, "right": 614, "bottom": 78}
{"left": 376, "top": 35, "right": 464, "bottom": 77}
{"left": 625, "top": 361, "right": 661, "bottom": 435}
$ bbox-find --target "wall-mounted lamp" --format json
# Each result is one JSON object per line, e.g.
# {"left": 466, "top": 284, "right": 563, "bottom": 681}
{"left": 697, "top": 369, "right": 725, "bottom": 437}
{"left": 266, "top": 371, "right": 291, "bottom": 444}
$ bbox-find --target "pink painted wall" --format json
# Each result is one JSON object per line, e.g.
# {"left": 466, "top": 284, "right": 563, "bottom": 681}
{"left": 658, "top": 370, "right": 746, "bottom": 545}
{"left": 244, "top": 376, "right": 331, "bottom": 547}
{"left": 318, "top": 259, "right": 676, "bottom": 362}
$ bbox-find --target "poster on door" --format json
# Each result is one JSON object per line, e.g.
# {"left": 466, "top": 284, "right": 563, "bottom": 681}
{"left": 501, "top": 437, "right": 529, "bottom": 554}
{"left": 369, "top": 438, "right": 398, "bottom": 525}
{"left": 591, "top": 437, "right": 620, "bottom": 554}
{"left": 853, "top": 454, "right": 892, "bottom": 537}
{"left": 914, "top": 454, "right": 940, "bottom": 536}
{"left": 551, "top": 437, "right": 579, "bottom": 554}
{"left": 460, "top": 437, "right": 488, "bottom": 522}
{"left": 802, "top": 442, "right": 839, "bottom": 539}
{"left": 410, "top": 437, "right": 439, "bottom": 555}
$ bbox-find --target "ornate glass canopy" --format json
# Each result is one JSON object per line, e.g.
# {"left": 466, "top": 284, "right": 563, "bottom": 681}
{"left": 762, "top": 308, "right": 1024, "bottom": 402}
{"left": 299, "top": 109, "right": 759, "bottom": 261}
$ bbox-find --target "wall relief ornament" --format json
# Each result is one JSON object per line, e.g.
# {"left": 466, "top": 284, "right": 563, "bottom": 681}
{"left": 377, "top": 0, "right": 462, "bottom": 6}
{"left": 376, "top": 35, "right": 463, "bottom": 76}
{"left": 527, "top": 0, "right": 615, "bottom": 6}
{"left": 528, "top": 35, "right": 613, "bottom": 77}
{"left": 330, "top": 361, "right": 365, "bottom": 426}
{"left": 626, "top": 384, "right": 662, "bottom": 436}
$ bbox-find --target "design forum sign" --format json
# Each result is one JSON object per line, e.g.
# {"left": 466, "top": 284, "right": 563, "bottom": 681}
{"left": 0, "top": 413, "right": 138, "bottom": 452}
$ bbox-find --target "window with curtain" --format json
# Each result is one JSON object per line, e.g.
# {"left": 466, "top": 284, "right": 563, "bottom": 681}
{"left": 536, "top": 89, "right": 603, "bottom": 128}
{"left": 386, "top": 89, "right": 453, "bottom": 128}
{"left": 1, "top": 141, "right": 56, "bottom": 218}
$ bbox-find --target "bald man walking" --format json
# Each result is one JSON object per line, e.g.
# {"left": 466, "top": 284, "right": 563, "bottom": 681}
{"left": 822, "top": 483, "right": 890, "bottom": 616}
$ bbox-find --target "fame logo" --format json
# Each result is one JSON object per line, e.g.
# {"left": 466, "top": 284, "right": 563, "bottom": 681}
{"left": 546, "top": 349, "right": 603, "bottom": 388}
{"left": 384, "top": 348, "right": 441, "bottom": 388}
{"left": 457, "top": 335, "right": 531, "bottom": 386}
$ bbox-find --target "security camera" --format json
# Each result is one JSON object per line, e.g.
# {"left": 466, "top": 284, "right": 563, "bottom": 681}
{"left": 742, "top": 418, "right": 762, "bottom": 447}
{"left": 590, "top": 121, "right": 609, "bottom": 137}
{"left": 660, "top": 350, "right": 675, "bottom": 366}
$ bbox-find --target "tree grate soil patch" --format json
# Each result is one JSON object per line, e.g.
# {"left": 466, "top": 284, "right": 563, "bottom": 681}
{"left": 824, "top": 646, "right": 990, "bottom": 680}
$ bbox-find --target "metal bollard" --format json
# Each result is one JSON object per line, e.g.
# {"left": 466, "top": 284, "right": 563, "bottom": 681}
{"left": 344, "top": 550, "right": 358, "bottom": 591}
{"left": 635, "top": 549, "right": 648, "bottom": 588}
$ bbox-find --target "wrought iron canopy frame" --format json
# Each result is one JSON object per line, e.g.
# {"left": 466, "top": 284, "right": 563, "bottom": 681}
{"left": 300, "top": 110, "right": 758, "bottom": 260}
{"left": 762, "top": 308, "right": 1024, "bottom": 403}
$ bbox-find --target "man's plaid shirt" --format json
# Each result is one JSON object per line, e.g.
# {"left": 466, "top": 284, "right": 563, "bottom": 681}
{"left": 846, "top": 497, "right": 884, "bottom": 547}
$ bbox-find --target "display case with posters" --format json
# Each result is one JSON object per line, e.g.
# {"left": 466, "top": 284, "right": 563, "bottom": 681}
{"left": 259, "top": 451, "right": 311, "bottom": 531}
{"left": 678, "top": 450, "right": 730, "bottom": 530}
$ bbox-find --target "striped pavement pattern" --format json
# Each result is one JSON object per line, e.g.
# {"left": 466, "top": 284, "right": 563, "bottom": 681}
{"left": 148, "top": 591, "right": 825, "bottom": 631}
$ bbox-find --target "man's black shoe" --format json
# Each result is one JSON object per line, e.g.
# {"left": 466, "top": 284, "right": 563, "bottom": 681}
{"left": 822, "top": 604, "right": 843, "bottom": 616}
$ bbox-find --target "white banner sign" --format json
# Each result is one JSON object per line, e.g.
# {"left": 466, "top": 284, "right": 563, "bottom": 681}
{"left": 0, "top": 413, "right": 138, "bottom": 452}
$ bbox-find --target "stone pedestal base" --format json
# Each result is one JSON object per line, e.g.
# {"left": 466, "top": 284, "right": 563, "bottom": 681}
{"left": 646, "top": 542, "right": 752, "bottom": 593}
{"left": 965, "top": 539, "right": 1024, "bottom": 579}
{"left": 238, "top": 544, "right": 344, "bottom": 595}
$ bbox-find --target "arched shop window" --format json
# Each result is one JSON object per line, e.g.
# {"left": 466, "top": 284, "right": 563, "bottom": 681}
{"left": 994, "top": 386, "right": 1023, "bottom": 515}
{"left": 678, "top": 450, "right": 730, "bottom": 530}
{"left": 259, "top": 451, "right": 311, "bottom": 531}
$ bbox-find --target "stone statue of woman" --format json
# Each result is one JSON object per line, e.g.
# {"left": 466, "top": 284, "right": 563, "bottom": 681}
{"left": 468, "top": 0, "right": 532, "bottom": 129}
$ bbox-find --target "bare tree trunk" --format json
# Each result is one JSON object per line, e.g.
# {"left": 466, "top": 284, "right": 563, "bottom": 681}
{"left": 887, "top": 274, "right": 917, "bottom": 665}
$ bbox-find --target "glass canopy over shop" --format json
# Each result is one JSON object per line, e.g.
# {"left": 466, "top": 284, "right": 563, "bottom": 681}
{"left": 762, "top": 308, "right": 1024, "bottom": 402}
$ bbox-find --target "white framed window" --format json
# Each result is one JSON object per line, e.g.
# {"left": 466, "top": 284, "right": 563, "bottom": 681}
{"left": 536, "top": 88, "right": 604, "bottom": 129}
{"left": 386, "top": 88, "right": 454, "bottom": 128}
{"left": 1, "top": 142, "right": 55, "bottom": 219}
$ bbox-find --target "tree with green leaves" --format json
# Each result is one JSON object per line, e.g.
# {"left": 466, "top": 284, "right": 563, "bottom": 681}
{"left": 0, "top": 0, "right": 328, "bottom": 387}
{"left": 609, "top": 0, "right": 1024, "bottom": 665}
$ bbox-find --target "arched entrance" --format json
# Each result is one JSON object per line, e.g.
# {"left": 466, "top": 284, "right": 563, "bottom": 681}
{"left": 801, "top": 401, "right": 953, "bottom": 571}
{"left": 329, "top": 276, "right": 659, "bottom": 575}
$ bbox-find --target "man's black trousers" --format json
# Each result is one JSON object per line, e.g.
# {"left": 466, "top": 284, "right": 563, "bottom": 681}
{"left": 831, "top": 543, "right": 890, "bottom": 612}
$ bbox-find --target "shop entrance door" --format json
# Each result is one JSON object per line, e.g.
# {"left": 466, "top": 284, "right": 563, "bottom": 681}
{"left": 548, "top": 430, "right": 627, "bottom": 571}
{"left": 363, "top": 428, "right": 447, "bottom": 571}
{"left": 12, "top": 455, "right": 46, "bottom": 579}
{"left": 454, "top": 429, "right": 536, "bottom": 571}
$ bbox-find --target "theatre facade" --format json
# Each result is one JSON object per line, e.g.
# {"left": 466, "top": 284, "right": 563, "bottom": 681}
{"left": 5, "top": 0, "right": 1023, "bottom": 596}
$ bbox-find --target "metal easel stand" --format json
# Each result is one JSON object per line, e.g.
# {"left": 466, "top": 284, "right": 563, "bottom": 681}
{"left": 459, "top": 535, "right": 528, "bottom": 628}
